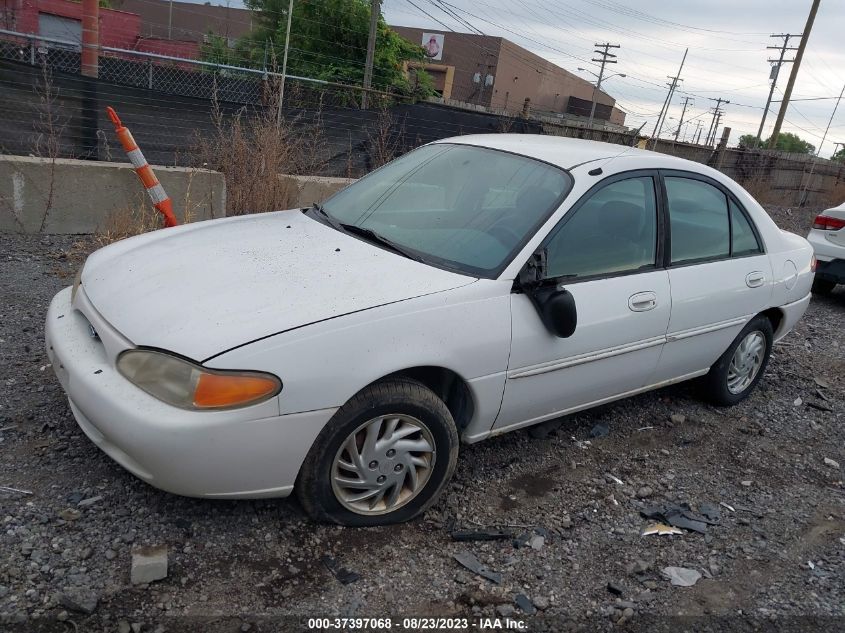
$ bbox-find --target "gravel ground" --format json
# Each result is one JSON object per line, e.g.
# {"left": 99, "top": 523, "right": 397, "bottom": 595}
{"left": 1, "top": 206, "right": 843, "bottom": 632}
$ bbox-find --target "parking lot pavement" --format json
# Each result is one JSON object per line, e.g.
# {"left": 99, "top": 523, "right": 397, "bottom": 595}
{"left": 1, "top": 215, "right": 843, "bottom": 630}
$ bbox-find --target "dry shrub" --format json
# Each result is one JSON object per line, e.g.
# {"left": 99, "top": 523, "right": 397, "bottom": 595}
{"left": 740, "top": 175, "right": 785, "bottom": 206}
{"left": 195, "top": 95, "right": 327, "bottom": 215}
{"left": 94, "top": 195, "right": 162, "bottom": 247}
{"left": 820, "top": 180, "right": 845, "bottom": 207}
{"left": 367, "top": 107, "right": 405, "bottom": 170}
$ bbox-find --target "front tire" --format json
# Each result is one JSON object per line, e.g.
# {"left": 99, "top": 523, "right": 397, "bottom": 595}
{"left": 295, "top": 378, "right": 459, "bottom": 526}
{"left": 701, "top": 315, "right": 773, "bottom": 406}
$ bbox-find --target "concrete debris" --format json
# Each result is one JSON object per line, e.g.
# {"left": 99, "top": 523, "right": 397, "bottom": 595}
{"left": 450, "top": 527, "right": 514, "bottom": 542}
{"left": 77, "top": 495, "right": 103, "bottom": 507}
{"left": 58, "top": 508, "right": 81, "bottom": 521}
{"left": 514, "top": 593, "right": 536, "bottom": 615}
{"left": 453, "top": 550, "right": 502, "bottom": 584}
{"left": 59, "top": 588, "right": 99, "bottom": 614}
{"left": 590, "top": 423, "right": 610, "bottom": 438}
{"left": 321, "top": 555, "right": 360, "bottom": 585}
{"left": 130, "top": 545, "right": 168, "bottom": 585}
{"left": 662, "top": 566, "right": 702, "bottom": 587}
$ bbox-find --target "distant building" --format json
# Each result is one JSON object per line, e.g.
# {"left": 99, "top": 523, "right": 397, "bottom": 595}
{"left": 392, "top": 26, "right": 626, "bottom": 127}
{"left": 109, "top": 0, "right": 253, "bottom": 44}
{"left": 0, "top": 0, "right": 253, "bottom": 59}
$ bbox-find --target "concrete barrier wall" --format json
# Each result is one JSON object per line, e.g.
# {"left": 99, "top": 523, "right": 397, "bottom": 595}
{"left": 278, "top": 174, "right": 355, "bottom": 209}
{"left": 0, "top": 155, "right": 226, "bottom": 233}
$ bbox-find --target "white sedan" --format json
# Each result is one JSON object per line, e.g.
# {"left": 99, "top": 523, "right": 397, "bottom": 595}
{"left": 806, "top": 201, "right": 845, "bottom": 294}
{"left": 46, "top": 135, "right": 814, "bottom": 526}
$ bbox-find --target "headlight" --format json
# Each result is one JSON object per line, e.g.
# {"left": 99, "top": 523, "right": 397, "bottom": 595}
{"left": 117, "top": 349, "right": 282, "bottom": 410}
{"left": 71, "top": 265, "right": 83, "bottom": 302}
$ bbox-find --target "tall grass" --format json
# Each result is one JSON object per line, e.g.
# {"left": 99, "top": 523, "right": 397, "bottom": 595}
{"left": 194, "top": 95, "right": 328, "bottom": 216}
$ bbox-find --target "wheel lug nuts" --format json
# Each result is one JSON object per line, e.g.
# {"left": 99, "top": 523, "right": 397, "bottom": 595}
{"left": 377, "top": 475, "right": 386, "bottom": 483}
{"left": 368, "top": 461, "right": 378, "bottom": 469}
{"left": 394, "top": 464, "right": 403, "bottom": 472}
{"left": 386, "top": 449, "right": 396, "bottom": 457}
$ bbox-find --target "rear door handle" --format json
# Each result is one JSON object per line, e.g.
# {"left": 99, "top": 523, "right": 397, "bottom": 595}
{"left": 629, "top": 291, "right": 657, "bottom": 312}
{"left": 745, "top": 271, "right": 766, "bottom": 288}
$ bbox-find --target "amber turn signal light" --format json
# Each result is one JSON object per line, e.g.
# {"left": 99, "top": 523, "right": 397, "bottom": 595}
{"left": 193, "top": 373, "right": 281, "bottom": 409}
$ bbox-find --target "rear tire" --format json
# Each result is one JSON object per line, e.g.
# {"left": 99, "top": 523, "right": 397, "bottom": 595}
{"left": 701, "top": 315, "right": 773, "bottom": 406}
{"left": 295, "top": 378, "right": 459, "bottom": 526}
{"left": 812, "top": 278, "right": 836, "bottom": 295}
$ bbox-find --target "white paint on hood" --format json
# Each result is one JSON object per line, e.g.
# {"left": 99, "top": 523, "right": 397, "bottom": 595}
{"left": 81, "top": 210, "right": 475, "bottom": 360}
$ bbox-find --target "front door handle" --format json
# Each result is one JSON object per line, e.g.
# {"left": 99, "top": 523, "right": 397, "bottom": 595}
{"left": 745, "top": 271, "right": 766, "bottom": 288}
{"left": 629, "top": 291, "right": 657, "bottom": 312}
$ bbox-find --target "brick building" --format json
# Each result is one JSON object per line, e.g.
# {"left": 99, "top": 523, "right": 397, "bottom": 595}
{"left": 392, "top": 26, "right": 626, "bottom": 126}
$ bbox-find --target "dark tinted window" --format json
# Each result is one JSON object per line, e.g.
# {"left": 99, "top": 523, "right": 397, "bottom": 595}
{"left": 666, "top": 177, "right": 729, "bottom": 264}
{"left": 544, "top": 176, "right": 658, "bottom": 279}
{"left": 730, "top": 200, "right": 762, "bottom": 255}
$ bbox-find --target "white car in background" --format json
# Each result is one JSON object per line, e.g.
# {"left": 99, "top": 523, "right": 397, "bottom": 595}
{"left": 46, "top": 135, "right": 814, "bottom": 526}
{"left": 807, "top": 202, "right": 845, "bottom": 294}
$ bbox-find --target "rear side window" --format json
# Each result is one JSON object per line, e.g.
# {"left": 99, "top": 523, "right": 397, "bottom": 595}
{"left": 730, "top": 200, "right": 763, "bottom": 255}
{"left": 666, "top": 177, "right": 729, "bottom": 264}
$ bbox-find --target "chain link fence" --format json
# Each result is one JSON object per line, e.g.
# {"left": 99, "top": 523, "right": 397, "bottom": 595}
{"left": 0, "top": 29, "right": 278, "bottom": 106}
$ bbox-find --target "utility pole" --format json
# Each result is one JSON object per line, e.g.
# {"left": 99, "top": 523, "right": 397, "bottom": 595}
{"left": 674, "top": 96, "right": 693, "bottom": 142}
{"left": 756, "top": 34, "right": 799, "bottom": 146}
{"left": 587, "top": 43, "right": 620, "bottom": 129}
{"left": 361, "top": 0, "right": 380, "bottom": 109}
{"left": 651, "top": 47, "right": 688, "bottom": 148}
{"left": 705, "top": 98, "right": 729, "bottom": 147}
{"left": 768, "top": 0, "right": 821, "bottom": 149}
{"left": 709, "top": 110, "right": 724, "bottom": 146}
{"left": 691, "top": 120, "right": 703, "bottom": 144}
{"left": 276, "top": 0, "right": 293, "bottom": 126}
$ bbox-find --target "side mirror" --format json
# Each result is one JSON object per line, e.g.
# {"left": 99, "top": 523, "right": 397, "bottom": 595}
{"left": 535, "top": 285, "right": 578, "bottom": 338}
{"left": 516, "top": 250, "right": 577, "bottom": 338}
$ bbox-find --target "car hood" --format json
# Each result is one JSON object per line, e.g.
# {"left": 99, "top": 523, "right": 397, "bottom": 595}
{"left": 81, "top": 210, "right": 476, "bottom": 361}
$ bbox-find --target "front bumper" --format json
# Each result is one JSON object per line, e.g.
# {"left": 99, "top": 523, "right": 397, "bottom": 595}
{"left": 45, "top": 286, "right": 336, "bottom": 499}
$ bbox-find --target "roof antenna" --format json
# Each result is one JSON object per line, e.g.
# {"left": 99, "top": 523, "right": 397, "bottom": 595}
{"left": 589, "top": 122, "right": 649, "bottom": 175}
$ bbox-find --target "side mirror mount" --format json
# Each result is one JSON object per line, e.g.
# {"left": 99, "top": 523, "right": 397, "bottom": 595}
{"left": 517, "top": 250, "right": 577, "bottom": 338}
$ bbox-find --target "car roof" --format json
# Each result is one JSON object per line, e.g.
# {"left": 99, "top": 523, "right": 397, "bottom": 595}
{"left": 437, "top": 134, "right": 696, "bottom": 171}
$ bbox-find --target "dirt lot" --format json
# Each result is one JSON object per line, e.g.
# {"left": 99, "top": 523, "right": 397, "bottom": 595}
{"left": 1, "top": 206, "right": 843, "bottom": 632}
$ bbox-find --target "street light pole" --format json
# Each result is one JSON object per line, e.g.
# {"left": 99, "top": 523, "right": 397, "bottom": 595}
{"left": 587, "top": 43, "right": 619, "bottom": 130}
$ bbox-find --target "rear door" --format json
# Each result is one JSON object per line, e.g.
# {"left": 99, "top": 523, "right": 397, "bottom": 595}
{"left": 650, "top": 171, "right": 773, "bottom": 383}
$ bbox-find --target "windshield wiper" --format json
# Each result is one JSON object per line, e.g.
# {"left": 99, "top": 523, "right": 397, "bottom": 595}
{"left": 339, "top": 223, "right": 426, "bottom": 263}
{"left": 309, "top": 202, "right": 343, "bottom": 230}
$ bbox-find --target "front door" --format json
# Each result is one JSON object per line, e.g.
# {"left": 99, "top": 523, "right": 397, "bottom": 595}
{"left": 494, "top": 172, "right": 671, "bottom": 433}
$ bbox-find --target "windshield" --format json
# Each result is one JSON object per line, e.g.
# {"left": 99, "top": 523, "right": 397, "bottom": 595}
{"left": 318, "top": 143, "right": 572, "bottom": 277}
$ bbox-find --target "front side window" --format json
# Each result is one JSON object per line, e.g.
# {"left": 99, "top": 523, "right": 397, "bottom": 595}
{"left": 318, "top": 144, "right": 572, "bottom": 277}
{"left": 666, "top": 177, "right": 730, "bottom": 264}
{"left": 543, "top": 176, "right": 658, "bottom": 280}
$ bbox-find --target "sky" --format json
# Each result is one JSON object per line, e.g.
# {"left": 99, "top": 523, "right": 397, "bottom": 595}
{"left": 189, "top": 0, "right": 845, "bottom": 156}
